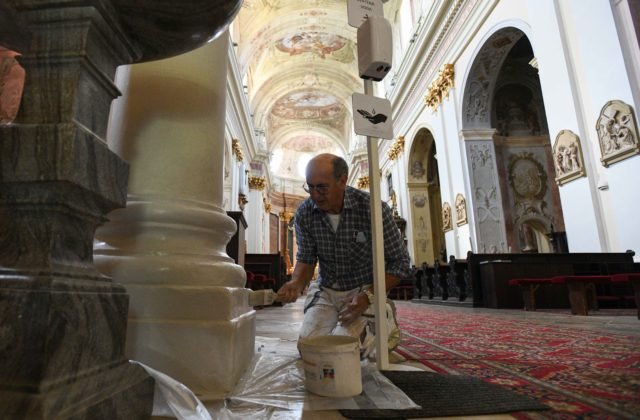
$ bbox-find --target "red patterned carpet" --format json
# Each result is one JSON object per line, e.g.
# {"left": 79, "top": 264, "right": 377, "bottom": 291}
{"left": 394, "top": 302, "right": 640, "bottom": 419}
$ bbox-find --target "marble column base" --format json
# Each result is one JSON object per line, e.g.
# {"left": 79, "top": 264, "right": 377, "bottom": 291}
{"left": 0, "top": 361, "right": 153, "bottom": 419}
{"left": 95, "top": 196, "right": 257, "bottom": 397}
{"left": 126, "top": 306, "right": 255, "bottom": 399}
{"left": 0, "top": 272, "right": 154, "bottom": 418}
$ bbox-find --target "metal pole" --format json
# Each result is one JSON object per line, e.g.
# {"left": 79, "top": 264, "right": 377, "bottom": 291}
{"left": 364, "top": 79, "right": 389, "bottom": 370}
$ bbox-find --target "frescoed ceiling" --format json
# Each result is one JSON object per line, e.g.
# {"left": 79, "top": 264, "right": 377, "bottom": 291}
{"left": 232, "top": 0, "right": 362, "bottom": 181}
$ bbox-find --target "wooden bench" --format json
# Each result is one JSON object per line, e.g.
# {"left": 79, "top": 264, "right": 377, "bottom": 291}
{"left": 508, "top": 278, "right": 555, "bottom": 311}
{"left": 510, "top": 274, "right": 637, "bottom": 316}
{"left": 469, "top": 251, "right": 636, "bottom": 309}
{"left": 611, "top": 273, "right": 640, "bottom": 319}
{"left": 551, "top": 275, "right": 612, "bottom": 315}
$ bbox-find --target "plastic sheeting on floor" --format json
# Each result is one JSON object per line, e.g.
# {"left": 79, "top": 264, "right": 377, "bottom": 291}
{"left": 137, "top": 335, "right": 420, "bottom": 419}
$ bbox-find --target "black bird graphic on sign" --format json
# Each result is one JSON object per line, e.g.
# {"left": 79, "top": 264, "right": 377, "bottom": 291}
{"left": 357, "top": 108, "right": 388, "bottom": 125}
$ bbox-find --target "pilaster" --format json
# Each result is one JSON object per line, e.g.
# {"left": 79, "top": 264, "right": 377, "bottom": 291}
{"left": 0, "top": 3, "right": 153, "bottom": 418}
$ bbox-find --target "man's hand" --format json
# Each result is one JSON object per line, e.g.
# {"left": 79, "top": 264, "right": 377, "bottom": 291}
{"left": 276, "top": 279, "right": 306, "bottom": 303}
{"left": 338, "top": 292, "right": 369, "bottom": 326}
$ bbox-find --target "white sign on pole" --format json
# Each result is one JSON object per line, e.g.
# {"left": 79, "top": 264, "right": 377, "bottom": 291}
{"left": 347, "top": 0, "right": 384, "bottom": 28}
{"left": 352, "top": 92, "right": 393, "bottom": 140}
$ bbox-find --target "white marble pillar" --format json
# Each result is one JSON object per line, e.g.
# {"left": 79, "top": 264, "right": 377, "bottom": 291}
{"left": 94, "top": 32, "right": 255, "bottom": 399}
{"left": 246, "top": 186, "right": 263, "bottom": 253}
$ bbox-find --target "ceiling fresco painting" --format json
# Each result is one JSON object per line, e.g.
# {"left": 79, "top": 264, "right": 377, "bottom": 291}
{"left": 233, "top": 0, "right": 363, "bottom": 184}
{"left": 271, "top": 91, "right": 342, "bottom": 119}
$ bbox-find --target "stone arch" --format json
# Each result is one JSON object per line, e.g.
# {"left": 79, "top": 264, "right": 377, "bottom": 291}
{"left": 461, "top": 26, "right": 565, "bottom": 254}
{"left": 407, "top": 127, "right": 443, "bottom": 265}
{"left": 462, "top": 27, "right": 526, "bottom": 129}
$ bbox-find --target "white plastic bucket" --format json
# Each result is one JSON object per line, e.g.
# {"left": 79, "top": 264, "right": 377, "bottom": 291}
{"left": 298, "top": 335, "right": 362, "bottom": 397}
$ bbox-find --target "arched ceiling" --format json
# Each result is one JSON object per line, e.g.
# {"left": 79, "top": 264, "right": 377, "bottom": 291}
{"left": 233, "top": 0, "right": 361, "bottom": 181}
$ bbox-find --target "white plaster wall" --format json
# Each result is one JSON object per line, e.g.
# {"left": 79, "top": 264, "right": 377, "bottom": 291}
{"left": 555, "top": 0, "right": 640, "bottom": 257}
{"left": 449, "top": 0, "right": 608, "bottom": 252}
{"left": 440, "top": 88, "right": 467, "bottom": 258}
{"left": 392, "top": 0, "right": 639, "bottom": 257}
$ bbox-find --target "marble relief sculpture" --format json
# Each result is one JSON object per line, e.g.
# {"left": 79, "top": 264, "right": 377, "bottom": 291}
{"left": 455, "top": 193, "right": 467, "bottom": 226}
{"left": 442, "top": 202, "right": 453, "bottom": 232}
{"left": 596, "top": 100, "right": 640, "bottom": 166}
{"left": 553, "top": 129, "right": 586, "bottom": 185}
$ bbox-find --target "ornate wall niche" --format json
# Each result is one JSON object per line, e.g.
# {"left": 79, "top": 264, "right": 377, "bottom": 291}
{"left": 508, "top": 152, "right": 547, "bottom": 202}
{"left": 455, "top": 194, "right": 467, "bottom": 226}
{"left": 442, "top": 202, "right": 453, "bottom": 232}
{"left": 553, "top": 129, "right": 586, "bottom": 185}
{"left": 596, "top": 100, "right": 640, "bottom": 167}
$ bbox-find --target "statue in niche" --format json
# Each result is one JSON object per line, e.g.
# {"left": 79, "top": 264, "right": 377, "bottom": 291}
{"left": 411, "top": 160, "right": 426, "bottom": 179}
{"left": 520, "top": 223, "right": 538, "bottom": 253}
{"left": 494, "top": 85, "right": 539, "bottom": 137}
{"left": 442, "top": 202, "right": 453, "bottom": 232}
{"left": 553, "top": 130, "right": 586, "bottom": 185}
{"left": 596, "top": 100, "right": 640, "bottom": 166}
{"left": 455, "top": 194, "right": 467, "bottom": 226}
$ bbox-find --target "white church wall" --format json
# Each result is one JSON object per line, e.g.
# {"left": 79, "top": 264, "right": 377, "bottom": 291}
{"left": 391, "top": 0, "right": 639, "bottom": 257}
{"left": 556, "top": 0, "right": 640, "bottom": 257}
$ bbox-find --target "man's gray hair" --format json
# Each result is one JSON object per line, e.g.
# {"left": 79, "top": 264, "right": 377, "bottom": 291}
{"left": 332, "top": 156, "right": 349, "bottom": 180}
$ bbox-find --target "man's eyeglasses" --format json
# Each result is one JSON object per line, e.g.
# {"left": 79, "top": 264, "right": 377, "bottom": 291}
{"left": 302, "top": 183, "right": 329, "bottom": 195}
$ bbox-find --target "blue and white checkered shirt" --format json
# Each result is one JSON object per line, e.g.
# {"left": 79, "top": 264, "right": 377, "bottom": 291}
{"left": 294, "top": 186, "right": 411, "bottom": 291}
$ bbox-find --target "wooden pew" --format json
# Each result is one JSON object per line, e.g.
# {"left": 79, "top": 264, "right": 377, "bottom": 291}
{"left": 245, "top": 252, "right": 287, "bottom": 291}
{"left": 467, "top": 251, "right": 636, "bottom": 309}
{"left": 611, "top": 273, "right": 640, "bottom": 319}
{"left": 510, "top": 274, "right": 637, "bottom": 316}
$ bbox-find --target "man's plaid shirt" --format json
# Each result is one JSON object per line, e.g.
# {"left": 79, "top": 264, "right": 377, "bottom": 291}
{"left": 294, "top": 186, "right": 412, "bottom": 291}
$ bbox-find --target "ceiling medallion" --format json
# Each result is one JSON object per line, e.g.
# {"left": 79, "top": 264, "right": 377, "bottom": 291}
{"left": 424, "top": 64, "right": 455, "bottom": 110}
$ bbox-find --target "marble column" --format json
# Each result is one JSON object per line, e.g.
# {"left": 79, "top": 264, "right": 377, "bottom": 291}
{"left": 246, "top": 181, "right": 265, "bottom": 253}
{"left": 0, "top": 5, "right": 154, "bottom": 418}
{"left": 94, "top": 33, "right": 256, "bottom": 399}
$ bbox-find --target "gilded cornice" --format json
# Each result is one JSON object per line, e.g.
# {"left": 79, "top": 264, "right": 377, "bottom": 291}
{"left": 356, "top": 176, "right": 369, "bottom": 190}
{"left": 232, "top": 138, "right": 244, "bottom": 162}
{"left": 387, "top": 136, "right": 405, "bottom": 161}
{"left": 424, "top": 64, "right": 454, "bottom": 110}
{"left": 263, "top": 196, "right": 271, "bottom": 213}
{"left": 248, "top": 175, "right": 266, "bottom": 190}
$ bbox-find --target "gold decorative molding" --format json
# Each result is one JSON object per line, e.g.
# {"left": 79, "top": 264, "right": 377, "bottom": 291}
{"left": 387, "top": 136, "right": 405, "bottom": 161}
{"left": 424, "top": 63, "right": 455, "bottom": 110}
{"left": 238, "top": 193, "right": 248, "bottom": 210}
{"left": 279, "top": 210, "right": 294, "bottom": 223}
{"left": 231, "top": 138, "right": 244, "bottom": 162}
{"left": 248, "top": 175, "right": 266, "bottom": 190}
{"left": 263, "top": 196, "right": 271, "bottom": 213}
{"left": 356, "top": 176, "right": 370, "bottom": 190}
